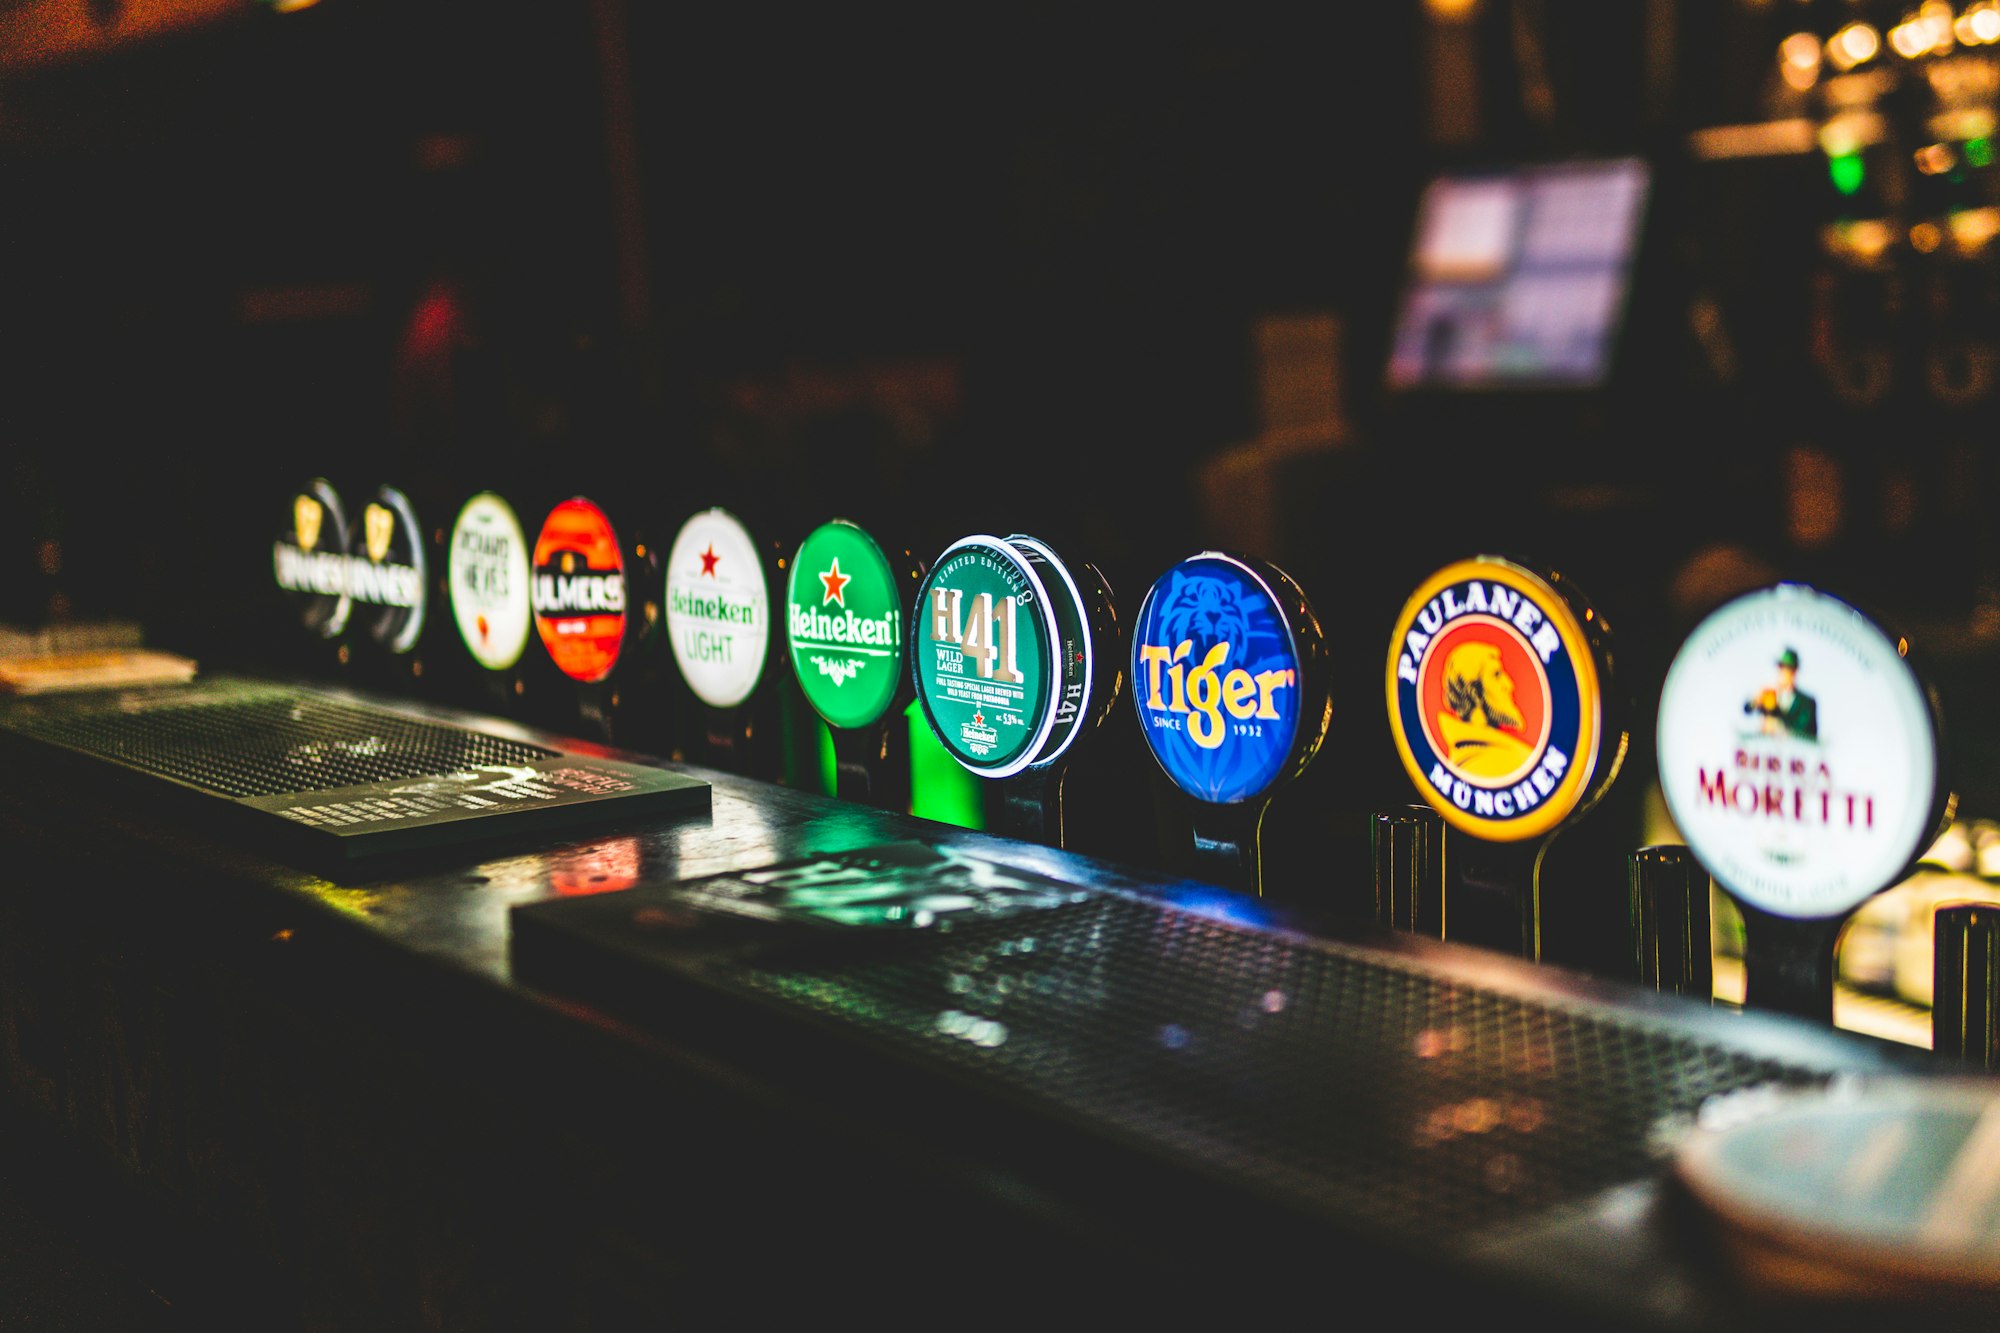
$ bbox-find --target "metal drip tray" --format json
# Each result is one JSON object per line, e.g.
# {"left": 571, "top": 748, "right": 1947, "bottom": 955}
{"left": 0, "top": 676, "right": 708, "bottom": 862}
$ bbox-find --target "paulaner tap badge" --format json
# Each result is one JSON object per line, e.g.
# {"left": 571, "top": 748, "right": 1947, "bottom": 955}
{"left": 1387, "top": 555, "right": 1610, "bottom": 842}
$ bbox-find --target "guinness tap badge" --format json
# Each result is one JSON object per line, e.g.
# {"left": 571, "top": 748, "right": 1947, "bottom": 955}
{"left": 1657, "top": 583, "right": 1946, "bottom": 920}
{"left": 273, "top": 478, "right": 350, "bottom": 639}
{"left": 532, "top": 497, "right": 627, "bottom": 684}
{"left": 1387, "top": 556, "right": 1609, "bottom": 841}
{"left": 348, "top": 486, "right": 427, "bottom": 654}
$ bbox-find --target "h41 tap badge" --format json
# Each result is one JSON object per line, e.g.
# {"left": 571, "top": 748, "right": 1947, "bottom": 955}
{"left": 1387, "top": 556, "right": 1604, "bottom": 841}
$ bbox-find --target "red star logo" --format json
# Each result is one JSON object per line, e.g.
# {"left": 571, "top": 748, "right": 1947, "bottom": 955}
{"left": 698, "top": 544, "right": 720, "bottom": 577}
{"left": 973, "top": 709, "right": 985, "bottom": 727}
{"left": 819, "top": 557, "right": 851, "bottom": 606}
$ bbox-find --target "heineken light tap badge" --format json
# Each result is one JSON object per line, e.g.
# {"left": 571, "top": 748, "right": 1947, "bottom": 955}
{"left": 1387, "top": 555, "right": 1610, "bottom": 842}
{"left": 788, "top": 519, "right": 903, "bottom": 730}
{"left": 348, "top": 485, "right": 427, "bottom": 654}
{"left": 1657, "top": 583, "right": 1946, "bottom": 921}
{"left": 532, "top": 497, "right": 627, "bottom": 684}
{"left": 665, "top": 507, "right": 769, "bottom": 710}
{"left": 273, "top": 478, "right": 351, "bottom": 640}
{"left": 448, "top": 490, "right": 532, "bottom": 673}
{"left": 1131, "top": 552, "right": 1328, "bottom": 806}
{"left": 912, "top": 533, "right": 1112, "bottom": 781}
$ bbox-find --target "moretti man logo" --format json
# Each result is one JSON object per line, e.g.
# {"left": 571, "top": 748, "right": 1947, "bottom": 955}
{"left": 1657, "top": 583, "right": 1944, "bottom": 920}
{"left": 1131, "top": 553, "right": 1309, "bottom": 805}
{"left": 1387, "top": 557, "right": 1601, "bottom": 841}
{"left": 532, "top": 497, "right": 627, "bottom": 684}
{"left": 787, "top": 520, "right": 902, "bottom": 730}
{"left": 665, "top": 507, "right": 769, "bottom": 709}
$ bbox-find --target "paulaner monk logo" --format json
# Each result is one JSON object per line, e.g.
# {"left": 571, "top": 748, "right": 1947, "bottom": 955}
{"left": 1388, "top": 556, "right": 1601, "bottom": 841}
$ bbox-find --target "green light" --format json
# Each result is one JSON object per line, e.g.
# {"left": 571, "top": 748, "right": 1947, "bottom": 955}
{"left": 907, "top": 700, "right": 985, "bottom": 828}
{"left": 1829, "top": 152, "right": 1866, "bottom": 196}
{"left": 818, "top": 718, "right": 836, "bottom": 797}
{"left": 1967, "top": 137, "right": 1994, "bottom": 168}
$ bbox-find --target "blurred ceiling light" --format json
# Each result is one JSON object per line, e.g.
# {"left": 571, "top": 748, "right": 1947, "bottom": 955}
{"left": 1824, "top": 218, "right": 1895, "bottom": 263}
{"left": 1781, "top": 31, "right": 1823, "bottom": 89}
{"left": 1424, "top": 0, "right": 1480, "bottom": 16}
{"left": 267, "top": 0, "right": 322, "bottom": 11}
{"left": 1830, "top": 21, "right": 1882, "bottom": 70}
{"left": 1969, "top": 3, "right": 2000, "bottom": 43}
{"left": 1916, "top": 141, "right": 1958, "bottom": 173}
{"left": 1949, "top": 204, "right": 2000, "bottom": 249}
{"left": 1819, "top": 110, "right": 1884, "bottom": 155}
{"left": 1911, "top": 220, "right": 1945, "bottom": 251}
{"left": 1890, "top": 20, "right": 1933, "bottom": 59}
{"left": 1922, "top": 1, "right": 1958, "bottom": 50}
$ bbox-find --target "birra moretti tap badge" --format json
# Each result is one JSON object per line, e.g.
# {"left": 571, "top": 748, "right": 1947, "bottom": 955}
{"left": 1131, "top": 553, "right": 1307, "bottom": 805}
{"left": 665, "top": 507, "right": 769, "bottom": 709}
{"left": 273, "top": 478, "right": 351, "bottom": 639}
{"left": 788, "top": 520, "right": 902, "bottom": 730}
{"left": 448, "top": 490, "right": 532, "bottom": 672}
{"left": 1387, "top": 557, "right": 1601, "bottom": 841}
{"left": 1657, "top": 584, "right": 1943, "bottom": 920}
{"left": 532, "top": 497, "right": 627, "bottom": 684}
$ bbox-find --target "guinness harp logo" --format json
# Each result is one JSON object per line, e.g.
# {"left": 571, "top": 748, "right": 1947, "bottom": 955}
{"left": 295, "top": 495, "right": 324, "bottom": 553}
{"left": 364, "top": 503, "right": 395, "bottom": 564}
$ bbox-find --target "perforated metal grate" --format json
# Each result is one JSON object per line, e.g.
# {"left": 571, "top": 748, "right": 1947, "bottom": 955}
{"left": 733, "top": 894, "right": 1826, "bottom": 1240}
{"left": 3, "top": 685, "right": 557, "bottom": 798}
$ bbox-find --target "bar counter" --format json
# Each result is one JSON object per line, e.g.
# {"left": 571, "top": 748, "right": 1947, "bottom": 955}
{"left": 0, "top": 677, "right": 1967, "bottom": 1329}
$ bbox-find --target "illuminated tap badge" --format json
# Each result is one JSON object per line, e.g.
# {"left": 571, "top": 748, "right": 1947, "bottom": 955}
{"left": 347, "top": 485, "right": 427, "bottom": 654}
{"left": 532, "top": 497, "right": 627, "bottom": 684}
{"left": 1387, "top": 556, "right": 1602, "bottom": 841}
{"left": 913, "top": 536, "right": 1058, "bottom": 779}
{"left": 1131, "top": 553, "right": 1308, "bottom": 805}
{"left": 1657, "top": 584, "right": 1944, "bottom": 920}
{"left": 665, "top": 507, "right": 769, "bottom": 709}
{"left": 272, "top": 478, "right": 351, "bottom": 640}
{"left": 448, "top": 491, "right": 532, "bottom": 672}
{"left": 787, "top": 519, "right": 902, "bottom": 730}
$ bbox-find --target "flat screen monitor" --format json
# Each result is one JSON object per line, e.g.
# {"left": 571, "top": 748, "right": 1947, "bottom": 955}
{"left": 1384, "top": 156, "right": 1651, "bottom": 392}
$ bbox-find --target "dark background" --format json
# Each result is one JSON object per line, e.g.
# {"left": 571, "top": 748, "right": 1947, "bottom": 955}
{"left": 2, "top": 0, "right": 1990, "bottom": 977}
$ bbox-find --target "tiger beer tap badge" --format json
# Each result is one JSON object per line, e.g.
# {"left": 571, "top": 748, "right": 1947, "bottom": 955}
{"left": 532, "top": 497, "right": 627, "bottom": 684}
{"left": 273, "top": 478, "right": 351, "bottom": 640}
{"left": 1656, "top": 583, "right": 1945, "bottom": 920}
{"left": 1131, "top": 552, "right": 1328, "bottom": 805}
{"left": 912, "top": 534, "right": 1100, "bottom": 779}
{"left": 1387, "top": 556, "right": 1606, "bottom": 841}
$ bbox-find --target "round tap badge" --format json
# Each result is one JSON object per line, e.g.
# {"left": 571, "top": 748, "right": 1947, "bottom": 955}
{"left": 665, "top": 507, "right": 770, "bottom": 710}
{"left": 1130, "top": 552, "right": 1325, "bottom": 805}
{"left": 1656, "top": 583, "right": 1945, "bottom": 920}
{"left": 532, "top": 497, "right": 627, "bottom": 684}
{"left": 912, "top": 535, "right": 1063, "bottom": 779}
{"left": 273, "top": 477, "right": 351, "bottom": 640}
{"left": 347, "top": 485, "right": 426, "bottom": 654}
{"left": 787, "top": 519, "right": 904, "bottom": 730}
{"left": 448, "top": 491, "right": 532, "bottom": 672}
{"left": 1387, "top": 556, "right": 1605, "bottom": 842}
